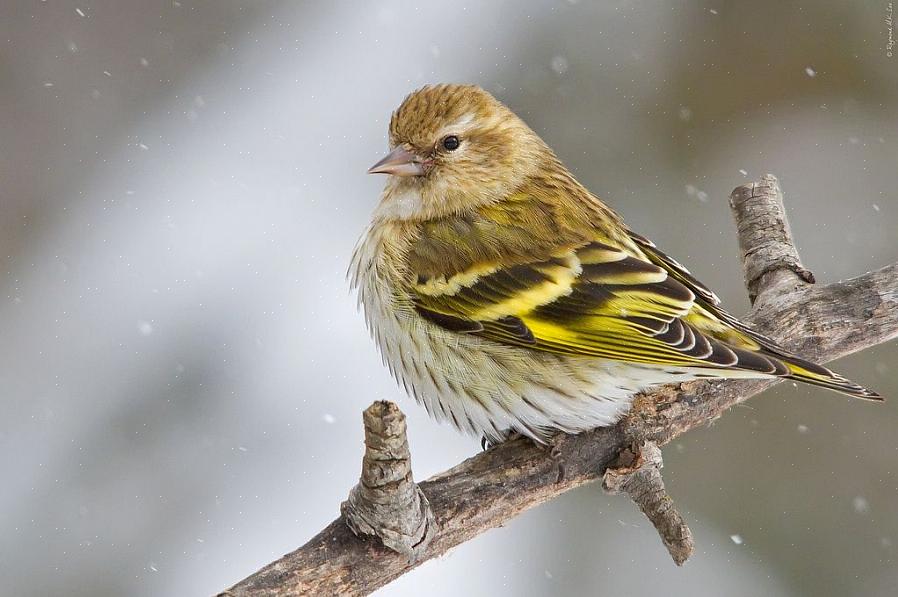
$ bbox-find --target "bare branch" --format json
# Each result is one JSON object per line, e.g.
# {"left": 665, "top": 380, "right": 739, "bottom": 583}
{"left": 602, "top": 442, "right": 694, "bottom": 565}
{"left": 220, "top": 176, "right": 898, "bottom": 596}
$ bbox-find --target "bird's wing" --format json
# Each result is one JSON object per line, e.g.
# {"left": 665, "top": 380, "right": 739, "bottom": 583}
{"left": 410, "top": 231, "right": 781, "bottom": 372}
{"left": 627, "top": 230, "right": 721, "bottom": 305}
{"left": 626, "top": 229, "right": 808, "bottom": 354}
{"left": 408, "top": 211, "right": 879, "bottom": 398}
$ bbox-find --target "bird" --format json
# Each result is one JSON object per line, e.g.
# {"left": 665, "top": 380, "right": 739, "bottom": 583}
{"left": 350, "top": 83, "right": 880, "bottom": 444}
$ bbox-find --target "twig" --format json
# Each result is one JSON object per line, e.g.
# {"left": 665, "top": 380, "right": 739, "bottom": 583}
{"left": 220, "top": 175, "right": 898, "bottom": 596}
{"left": 602, "top": 442, "right": 694, "bottom": 565}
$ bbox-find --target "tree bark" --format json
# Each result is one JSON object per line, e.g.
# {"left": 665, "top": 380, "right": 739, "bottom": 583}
{"left": 220, "top": 175, "right": 898, "bottom": 596}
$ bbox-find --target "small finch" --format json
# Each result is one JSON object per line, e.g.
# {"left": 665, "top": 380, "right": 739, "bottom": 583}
{"left": 351, "top": 84, "right": 880, "bottom": 443}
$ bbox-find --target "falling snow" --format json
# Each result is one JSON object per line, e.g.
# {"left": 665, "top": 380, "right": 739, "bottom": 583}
{"left": 730, "top": 534, "right": 744, "bottom": 545}
{"left": 551, "top": 56, "right": 569, "bottom": 75}
{"left": 686, "top": 185, "right": 708, "bottom": 202}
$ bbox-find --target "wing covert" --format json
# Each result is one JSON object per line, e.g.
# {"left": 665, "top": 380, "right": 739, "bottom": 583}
{"left": 409, "top": 237, "right": 753, "bottom": 369}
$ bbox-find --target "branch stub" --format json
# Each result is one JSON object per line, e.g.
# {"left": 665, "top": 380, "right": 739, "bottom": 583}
{"left": 340, "top": 401, "right": 436, "bottom": 562}
{"left": 729, "top": 174, "right": 815, "bottom": 303}
{"left": 603, "top": 442, "right": 695, "bottom": 566}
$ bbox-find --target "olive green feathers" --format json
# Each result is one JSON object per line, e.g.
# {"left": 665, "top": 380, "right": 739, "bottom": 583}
{"left": 404, "top": 192, "right": 878, "bottom": 400}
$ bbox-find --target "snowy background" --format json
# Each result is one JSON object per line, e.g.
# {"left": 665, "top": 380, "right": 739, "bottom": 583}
{"left": 1, "top": 1, "right": 897, "bottom": 595}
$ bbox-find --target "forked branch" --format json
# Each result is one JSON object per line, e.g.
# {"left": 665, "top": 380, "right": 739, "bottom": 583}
{"left": 220, "top": 175, "right": 898, "bottom": 596}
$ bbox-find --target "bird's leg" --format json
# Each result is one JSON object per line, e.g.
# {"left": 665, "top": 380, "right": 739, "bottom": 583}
{"left": 538, "top": 430, "right": 569, "bottom": 484}
{"left": 481, "top": 429, "right": 568, "bottom": 483}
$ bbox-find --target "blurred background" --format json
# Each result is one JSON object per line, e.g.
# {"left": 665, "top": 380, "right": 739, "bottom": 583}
{"left": 1, "top": 1, "right": 896, "bottom": 595}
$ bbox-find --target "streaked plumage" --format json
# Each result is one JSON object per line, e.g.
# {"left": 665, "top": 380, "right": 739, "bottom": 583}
{"left": 351, "top": 84, "right": 880, "bottom": 443}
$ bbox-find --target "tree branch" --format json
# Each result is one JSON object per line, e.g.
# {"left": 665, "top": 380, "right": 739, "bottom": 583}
{"left": 220, "top": 175, "right": 898, "bottom": 596}
{"left": 602, "top": 441, "right": 694, "bottom": 565}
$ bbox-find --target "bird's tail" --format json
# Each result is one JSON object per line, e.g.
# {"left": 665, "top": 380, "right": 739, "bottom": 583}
{"left": 690, "top": 306, "right": 882, "bottom": 401}
{"left": 773, "top": 353, "right": 882, "bottom": 401}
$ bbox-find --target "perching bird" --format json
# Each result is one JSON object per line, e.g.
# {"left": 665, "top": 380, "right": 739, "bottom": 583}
{"left": 350, "top": 83, "right": 880, "bottom": 443}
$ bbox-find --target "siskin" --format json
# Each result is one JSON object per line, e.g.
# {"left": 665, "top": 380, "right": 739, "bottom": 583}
{"left": 350, "top": 84, "right": 880, "bottom": 443}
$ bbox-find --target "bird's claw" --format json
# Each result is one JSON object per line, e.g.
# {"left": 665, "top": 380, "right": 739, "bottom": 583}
{"left": 480, "top": 429, "right": 523, "bottom": 451}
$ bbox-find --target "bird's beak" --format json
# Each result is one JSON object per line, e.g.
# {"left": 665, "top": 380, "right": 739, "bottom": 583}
{"left": 367, "top": 146, "right": 425, "bottom": 177}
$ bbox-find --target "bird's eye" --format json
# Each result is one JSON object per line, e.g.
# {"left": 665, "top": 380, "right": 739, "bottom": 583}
{"left": 442, "top": 135, "right": 460, "bottom": 151}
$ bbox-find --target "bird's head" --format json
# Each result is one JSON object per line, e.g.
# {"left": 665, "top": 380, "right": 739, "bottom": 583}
{"left": 368, "top": 84, "right": 551, "bottom": 220}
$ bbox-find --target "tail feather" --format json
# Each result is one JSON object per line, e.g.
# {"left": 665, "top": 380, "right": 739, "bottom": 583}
{"left": 727, "top": 346, "right": 884, "bottom": 401}
{"left": 696, "top": 311, "right": 882, "bottom": 401}
{"left": 780, "top": 355, "right": 883, "bottom": 401}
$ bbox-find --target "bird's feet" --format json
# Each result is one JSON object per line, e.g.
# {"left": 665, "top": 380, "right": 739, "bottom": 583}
{"left": 480, "top": 429, "right": 568, "bottom": 484}
{"left": 540, "top": 431, "right": 568, "bottom": 484}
